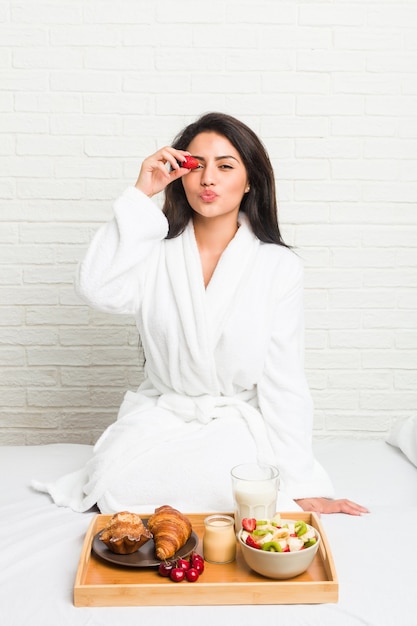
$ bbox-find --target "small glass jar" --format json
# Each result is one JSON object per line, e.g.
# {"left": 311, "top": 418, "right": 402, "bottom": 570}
{"left": 202, "top": 514, "right": 236, "bottom": 564}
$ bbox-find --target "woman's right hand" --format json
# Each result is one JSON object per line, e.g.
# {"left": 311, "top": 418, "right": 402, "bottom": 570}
{"left": 294, "top": 497, "right": 369, "bottom": 516}
{"left": 134, "top": 147, "right": 193, "bottom": 197}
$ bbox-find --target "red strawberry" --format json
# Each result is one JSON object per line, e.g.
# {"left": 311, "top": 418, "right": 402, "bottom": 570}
{"left": 245, "top": 535, "right": 261, "bottom": 549}
{"left": 242, "top": 518, "right": 257, "bottom": 532}
{"left": 180, "top": 155, "right": 199, "bottom": 170}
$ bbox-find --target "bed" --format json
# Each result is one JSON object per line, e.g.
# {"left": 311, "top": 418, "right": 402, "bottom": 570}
{"left": 1, "top": 432, "right": 416, "bottom": 626}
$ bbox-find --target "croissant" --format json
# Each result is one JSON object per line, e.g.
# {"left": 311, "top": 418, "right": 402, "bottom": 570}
{"left": 100, "top": 511, "right": 153, "bottom": 554}
{"left": 147, "top": 505, "right": 192, "bottom": 560}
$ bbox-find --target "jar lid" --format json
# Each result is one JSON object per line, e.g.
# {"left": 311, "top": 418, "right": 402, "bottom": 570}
{"left": 204, "top": 514, "right": 234, "bottom": 526}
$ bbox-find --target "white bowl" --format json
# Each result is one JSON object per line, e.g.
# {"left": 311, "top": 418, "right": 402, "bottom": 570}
{"left": 238, "top": 522, "right": 320, "bottom": 579}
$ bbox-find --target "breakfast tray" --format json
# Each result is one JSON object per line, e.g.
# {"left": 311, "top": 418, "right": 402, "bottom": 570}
{"left": 74, "top": 511, "right": 338, "bottom": 606}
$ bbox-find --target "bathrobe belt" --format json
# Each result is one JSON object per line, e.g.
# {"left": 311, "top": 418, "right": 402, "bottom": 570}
{"left": 156, "top": 389, "right": 276, "bottom": 466}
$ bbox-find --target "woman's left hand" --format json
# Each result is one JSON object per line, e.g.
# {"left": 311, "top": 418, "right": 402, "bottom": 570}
{"left": 294, "top": 497, "right": 369, "bottom": 516}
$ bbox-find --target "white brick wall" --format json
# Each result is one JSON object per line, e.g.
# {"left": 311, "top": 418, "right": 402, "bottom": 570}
{"left": 1, "top": 0, "right": 416, "bottom": 444}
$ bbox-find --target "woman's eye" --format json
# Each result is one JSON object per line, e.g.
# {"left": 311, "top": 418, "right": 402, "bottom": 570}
{"left": 219, "top": 164, "right": 233, "bottom": 169}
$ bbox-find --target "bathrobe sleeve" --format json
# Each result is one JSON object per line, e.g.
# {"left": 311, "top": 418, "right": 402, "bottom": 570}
{"left": 76, "top": 187, "right": 168, "bottom": 315}
{"left": 257, "top": 254, "right": 334, "bottom": 499}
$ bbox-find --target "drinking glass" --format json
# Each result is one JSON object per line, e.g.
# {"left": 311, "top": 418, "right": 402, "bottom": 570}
{"left": 231, "top": 463, "right": 279, "bottom": 531}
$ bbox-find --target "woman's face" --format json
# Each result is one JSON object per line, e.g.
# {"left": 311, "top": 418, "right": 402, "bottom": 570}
{"left": 181, "top": 131, "right": 249, "bottom": 222}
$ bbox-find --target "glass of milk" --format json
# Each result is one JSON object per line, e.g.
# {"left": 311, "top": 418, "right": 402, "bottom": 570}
{"left": 231, "top": 463, "right": 279, "bottom": 531}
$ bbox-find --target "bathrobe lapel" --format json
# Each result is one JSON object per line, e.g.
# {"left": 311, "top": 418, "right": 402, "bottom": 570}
{"left": 164, "top": 215, "right": 259, "bottom": 379}
{"left": 204, "top": 214, "right": 260, "bottom": 346}
{"left": 164, "top": 222, "right": 219, "bottom": 393}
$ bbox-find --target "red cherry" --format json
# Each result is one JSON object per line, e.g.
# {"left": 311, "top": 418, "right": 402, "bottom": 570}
{"left": 191, "top": 553, "right": 204, "bottom": 564}
{"left": 185, "top": 567, "right": 200, "bottom": 582}
{"left": 177, "top": 558, "right": 191, "bottom": 571}
{"left": 170, "top": 567, "right": 185, "bottom": 582}
{"left": 190, "top": 553, "right": 204, "bottom": 572}
{"left": 158, "top": 560, "right": 175, "bottom": 577}
{"left": 193, "top": 560, "right": 204, "bottom": 574}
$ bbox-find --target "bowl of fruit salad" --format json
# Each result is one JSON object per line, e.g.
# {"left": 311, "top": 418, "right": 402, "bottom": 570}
{"left": 238, "top": 515, "right": 320, "bottom": 579}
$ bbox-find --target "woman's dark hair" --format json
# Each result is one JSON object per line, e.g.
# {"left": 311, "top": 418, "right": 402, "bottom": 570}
{"left": 163, "top": 112, "right": 288, "bottom": 247}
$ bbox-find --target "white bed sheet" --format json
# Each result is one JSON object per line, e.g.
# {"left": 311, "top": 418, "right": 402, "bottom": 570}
{"left": 0, "top": 438, "right": 416, "bottom": 626}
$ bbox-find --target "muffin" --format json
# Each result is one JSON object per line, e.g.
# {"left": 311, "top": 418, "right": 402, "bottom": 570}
{"left": 99, "top": 511, "right": 153, "bottom": 555}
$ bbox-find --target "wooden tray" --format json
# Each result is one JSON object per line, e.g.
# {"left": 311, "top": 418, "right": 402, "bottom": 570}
{"left": 74, "top": 511, "right": 338, "bottom": 606}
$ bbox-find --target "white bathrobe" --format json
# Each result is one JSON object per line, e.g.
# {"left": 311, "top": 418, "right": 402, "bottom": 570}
{"left": 34, "top": 187, "right": 334, "bottom": 514}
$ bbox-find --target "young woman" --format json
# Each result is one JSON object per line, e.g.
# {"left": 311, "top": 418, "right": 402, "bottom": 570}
{"left": 36, "top": 113, "right": 367, "bottom": 516}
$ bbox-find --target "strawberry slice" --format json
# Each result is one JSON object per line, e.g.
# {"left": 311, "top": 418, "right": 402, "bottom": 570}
{"left": 245, "top": 535, "right": 261, "bottom": 549}
{"left": 242, "top": 518, "right": 257, "bottom": 532}
{"left": 180, "top": 155, "right": 199, "bottom": 170}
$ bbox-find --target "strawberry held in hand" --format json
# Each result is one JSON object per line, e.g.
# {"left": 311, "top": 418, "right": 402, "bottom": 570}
{"left": 179, "top": 155, "right": 199, "bottom": 170}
